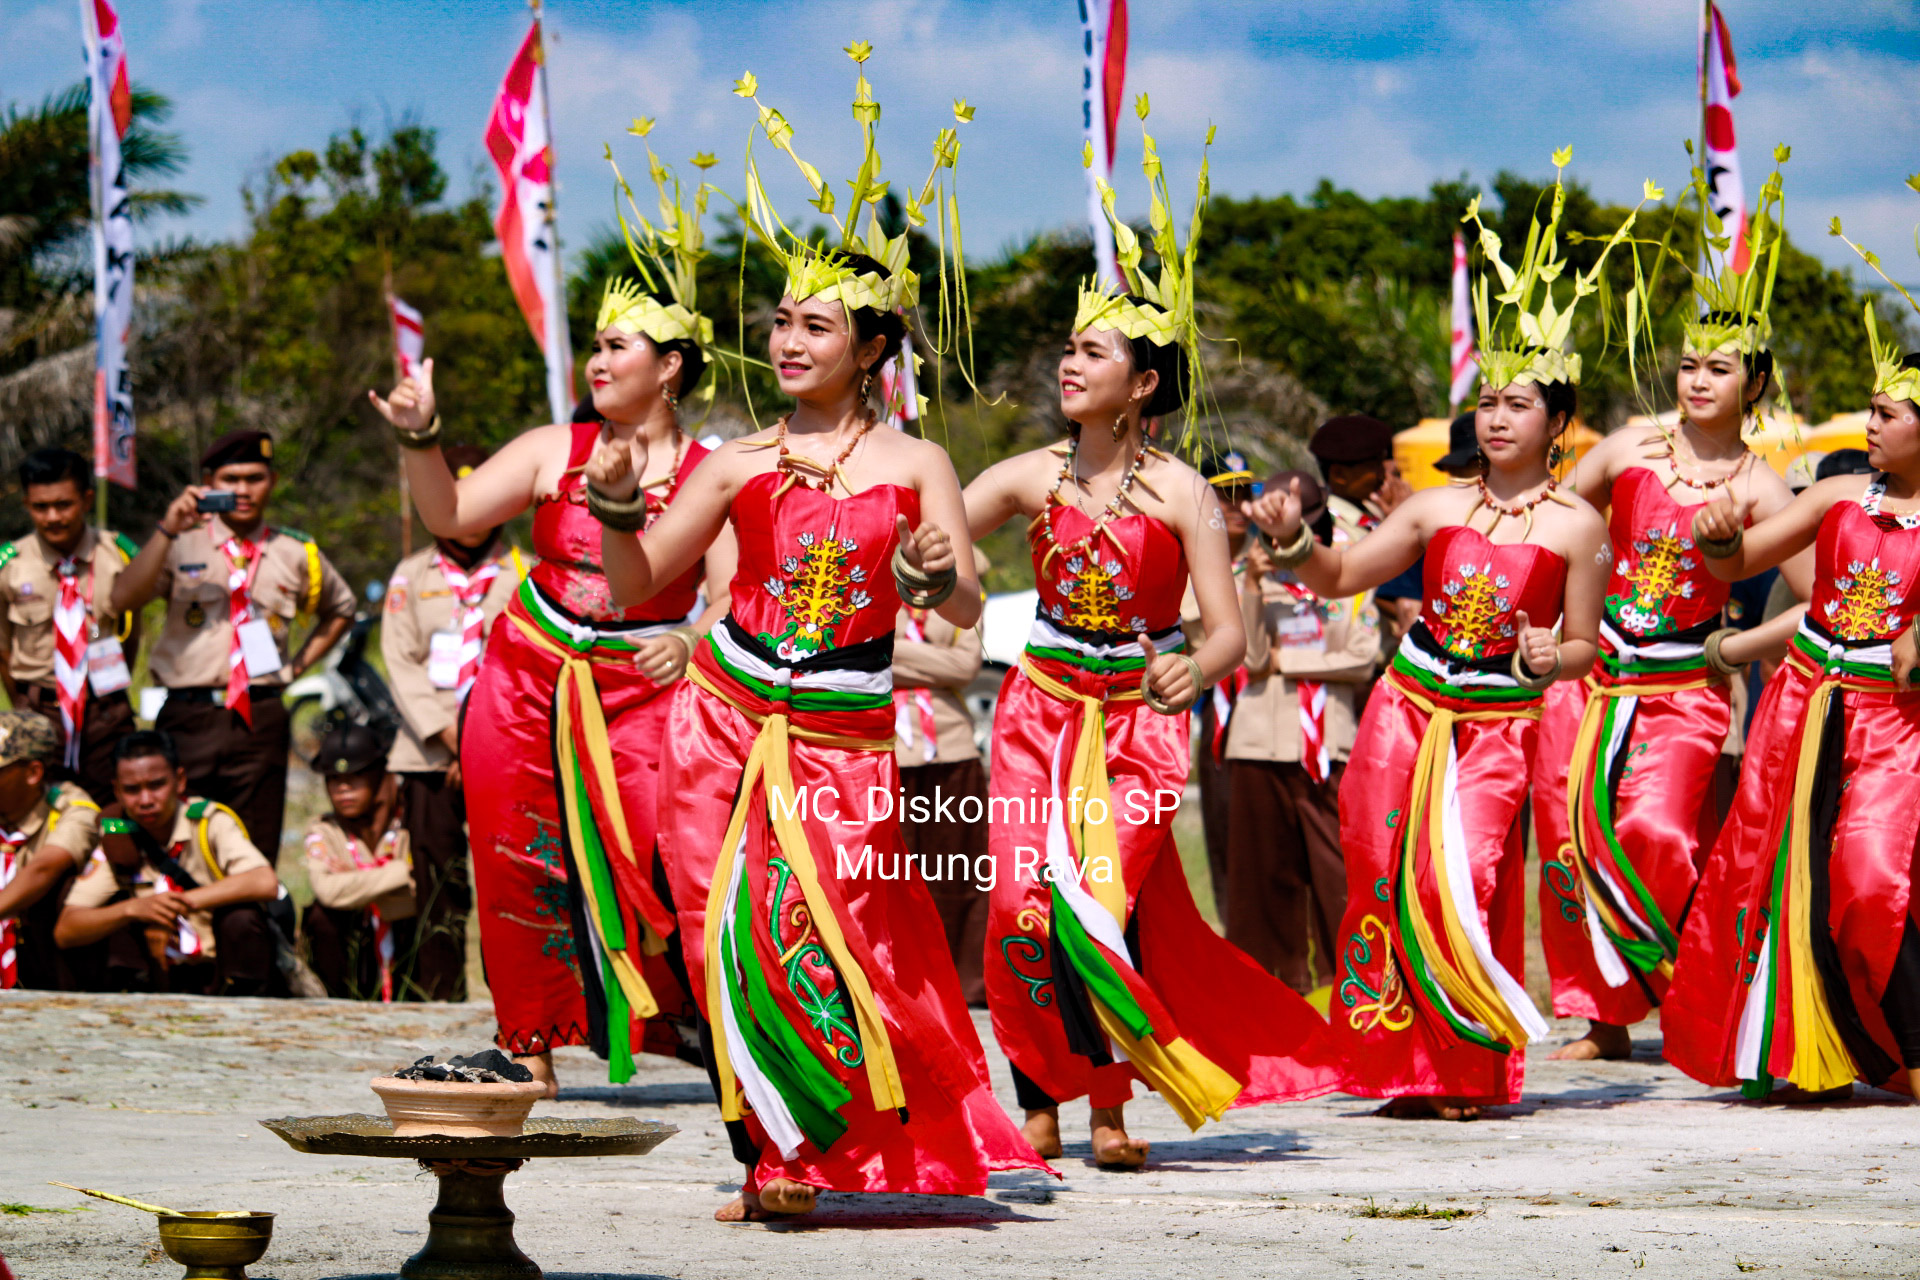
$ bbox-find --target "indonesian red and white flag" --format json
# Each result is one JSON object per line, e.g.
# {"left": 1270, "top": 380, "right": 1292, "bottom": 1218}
{"left": 389, "top": 295, "right": 425, "bottom": 381}
{"left": 81, "top": 0, "right": 136, "bottom": 490}
{"left": 1448, "top": 231, "right": 1477, "bottom": 409}
{"left": 1079, "top": 0, "right": 1128, "bottom": 287}
{"left": 1701, "top": 3, "right": 1749, "bottom": 273}
{"left": 880, "top": 331, "right": 920, "bottom": 431}
{"left": 485, "top": 19, "right": 573, "bottom": 424}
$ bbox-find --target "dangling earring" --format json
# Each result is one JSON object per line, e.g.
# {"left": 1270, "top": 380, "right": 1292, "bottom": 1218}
{"left": 1548, "top": 440, "right": 1567, "bottom": 469}
{"left": 662, "top": 385, "right": 679, "bottom": 412}
{"left": 1110, "top": 416, "right": 1127, "bottom": 442}
{"left": 860, "top": 369, "right": 875, "bottom": 405}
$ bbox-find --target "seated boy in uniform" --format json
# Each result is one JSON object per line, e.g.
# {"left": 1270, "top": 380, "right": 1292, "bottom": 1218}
{"left": 57, "top": 730, "right": 280, "bottom": 994}
{"left": 301, "top": 723, "right": 415, "bottom": 1001}
{"left": 0, "top": 710, "right": 100, "bottom": 989}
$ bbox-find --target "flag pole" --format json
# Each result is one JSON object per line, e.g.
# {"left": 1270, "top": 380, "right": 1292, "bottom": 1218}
{"left": 530, "top": 0, "right": 570, "bottom": 421}
{"left": 1696, "top": 0, "right": 1711, "bottom": 276}
{"left": 382, "top": 245, "right": 412, "bottom": 558}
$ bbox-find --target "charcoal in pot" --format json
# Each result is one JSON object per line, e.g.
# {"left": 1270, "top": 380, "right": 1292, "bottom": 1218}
{"left": 451, "top": 1049, "right": 532, "bottom": 1082}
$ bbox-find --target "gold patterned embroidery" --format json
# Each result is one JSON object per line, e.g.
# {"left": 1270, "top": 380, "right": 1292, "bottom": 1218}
{"left": 1428, "top": 560, "right": 1514, "bottom": 660}
{"left": 761, "top": 529, "right": 873, "bottom": 658}
{"left": 1608, "top": 522, "right": 1697, "bottom": 637}
{"left": 1049, "top": 553, "right": 1139, "bottom": 633}
{"left": 1824, "top": 557, "right": 1907, "bottom": 641}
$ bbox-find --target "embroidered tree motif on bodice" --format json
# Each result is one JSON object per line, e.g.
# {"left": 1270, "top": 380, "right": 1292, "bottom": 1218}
{"left": 761, "top": 529, "right": 873, "bottom": 659}
{"left": 1429, "top": 560, "right": 1514, "bottom": 659}
{"left": 1047, "top": 553, "right": 1144, "bottom": 634}
{"left": 1608, "top": 522, "right": 1697, "bottom": 636}
{"left": 1823, "top": 557, "right": 1907, "bottom": 641}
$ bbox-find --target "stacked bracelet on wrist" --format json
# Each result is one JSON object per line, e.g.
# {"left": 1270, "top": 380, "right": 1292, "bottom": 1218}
{"left": 892, "top": 545, "right": 957, "bottom": 608}
{"left": 1510, "top": 648, "right": 1562, "bottom": 691}
{"left": 1142, "top": 653, "right": 1204, "bottom": 715}
{"left": 1703, "top": 627, "right": 1742, "bottom": 680}
{"left": 585, "top": 483, "right": 650, "bottom": 533}
{"left": 1696, "top": 525, "right": 1743, "bottom": 560}
{"left": 1264, "top": 524, "right": 1316, "bottom": 570}
{"left": 394, "top": 414, "right": 444, "bottom": 451}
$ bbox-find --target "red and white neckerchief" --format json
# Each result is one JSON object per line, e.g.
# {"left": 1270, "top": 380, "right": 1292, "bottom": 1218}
{"left": 1210, "top": 667, "right": 1249, "bottom": 763}
{"left": 219, "top": 531, "right": 268, "bottom": 727}
{"left": 311, "top": 826, "right": 404, "bottom": 1002}
{"left": 893, "top": 608, "right": 940, "bottom": 764}
{"left": 432, "top": 550, "right": 502, "bottom": 703}
{"left": 1276, "top": 580, "right": 1332, "bottom": 783}
{"left": 152, "top": 846, "right": 203, "bottom": 961}
{"left": 0, "top": 827, "right": 27, "bottom": 989}
{"left": 50, "top": 551, "right": 92, "bottom": 769}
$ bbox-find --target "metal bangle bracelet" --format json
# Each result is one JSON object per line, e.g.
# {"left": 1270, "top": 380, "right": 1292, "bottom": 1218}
{"left": 394, "top": 414, "right": 443, "bottom": 451}
{"left": 1143, "top": 653, "right": 1204, "bottom": 715}
{"left": 897, "top": 573, "right": 957, "bottom": 609}
{"left": 585, "top": 483, "right": 650, "bottom": 533}
{"left": 1510, "top": 647, "right": 1562, "bottom": 691}
{"left": 1271, "top": 524, "right": 1316, "bottom": 570}
{"left": 1703, "top": 627, "right": 1743, "bottom": 680}
{"left": 890, "top": 544, "right": 947, "bottom": 588}
{"left": 1696, "top": 525, "right": 1743, "bottom": 560}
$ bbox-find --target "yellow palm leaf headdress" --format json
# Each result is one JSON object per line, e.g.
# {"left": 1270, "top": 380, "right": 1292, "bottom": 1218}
{"left": 1829, "top": 175, "right": 1920, "bottom": 404}
{"left": 597, "top": 121, "right": 717, "bottom": 352}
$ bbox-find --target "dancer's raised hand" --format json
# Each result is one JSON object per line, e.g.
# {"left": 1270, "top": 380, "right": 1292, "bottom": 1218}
{"left": 895, "top": 514, "right": 955, "bottom": 577}
{"left": 585, "top": 432, "right": 644, "bottom": 501}
{"left": 368, "top": 358, "right": 437, "bottom": 433}
{"left": 1138, "top": 632, "right": 1198, "bottom": 713}
{"left": 1514, "top": 610, "right": 1559, "bottom": 677}
{"left": 1691, "top": 492, "right": 1753, "bottom": 551}
{"left": 1243, "top": 477, "right": 1304, "bottom": 543}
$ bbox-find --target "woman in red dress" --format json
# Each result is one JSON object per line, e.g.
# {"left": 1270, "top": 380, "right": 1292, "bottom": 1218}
{"left": 369, "top": 150, "right": 730, "bottom": 1091}
{"left": 588, "top": 53, "right": 1045, "bottom": 1221}
{"left": 1664, "top": 264, "right": 1920, "bottom": 1103}
{"left": 1531, "top": 159, "right": 1811, "bottom": 1062}
{"left": 1249, "top": 156, "right": 1637, "bottom": 1118}
{"left": 966, "top": 106, "right": 1336, "bottom": 1169}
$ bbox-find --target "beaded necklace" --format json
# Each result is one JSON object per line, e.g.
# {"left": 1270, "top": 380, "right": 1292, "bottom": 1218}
{"left": 1652, "top": 428, "right": 1751, "bottom": 496}
{"left": 1473, "top": 475, "right": 1563, "bottom": 539}
{"left": 774, "top": 413, "right": 874, "bottom": 494}
{"left": 1034, "top": 436, "right": 1150, "bottom": 573}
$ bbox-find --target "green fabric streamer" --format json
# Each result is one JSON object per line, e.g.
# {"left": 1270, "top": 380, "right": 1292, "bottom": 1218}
{"left": 1048, "top": 883, "right": 1154, "bottom": 1041}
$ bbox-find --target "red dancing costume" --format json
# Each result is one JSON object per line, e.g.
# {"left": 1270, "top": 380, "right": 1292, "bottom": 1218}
{"left": 1666, "top": 480, "right": 1920, "bottom": 1096}
{"left": 1533, "top": 467, "right": 1734, "bottom": 1025}
{"left": 985, "top": 498, "right": 1338, "bottom": 1126}
{"left": 464, "top": 422, "right": 705, "bottom": 1076}
{"left": 656, "top": 470, "right": 1046, "bottom": 1195}
{"left": 1335, "top": 527, "right": 1564, "bottom": 1103}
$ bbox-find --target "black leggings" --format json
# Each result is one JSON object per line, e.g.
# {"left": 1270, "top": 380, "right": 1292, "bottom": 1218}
{"left": 1880, "top": 918, "right": 1920, "bottom": 1070}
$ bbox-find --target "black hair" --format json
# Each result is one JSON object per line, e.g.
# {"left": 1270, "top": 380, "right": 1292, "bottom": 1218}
{"left": 639, "top": 288, "right": 707, "bottom": 396}
{"left": 1693, "top": 311, "right": 1776, "bottom": 402}
{"left": 832, "top": 252, "right": 906, "bottom": 372}
{"left": 1124, "top": 324, "right": 1192, "bottom": 419}
{"left": 115, "top": 729, "right": 180, "bottom": 771}
{"left": 1539, "top": 379, "right": 1578, "bottom": 434}
{"left": 572, "top": 396, "right": 603, "bottom": 425}
{"left": 18, "top": 447, "right": 91, "bottom": 494}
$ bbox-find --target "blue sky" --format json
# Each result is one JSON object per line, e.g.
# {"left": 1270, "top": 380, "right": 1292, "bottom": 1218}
{"left": 14, "top": 0, "right": 1920, "bottom": 279}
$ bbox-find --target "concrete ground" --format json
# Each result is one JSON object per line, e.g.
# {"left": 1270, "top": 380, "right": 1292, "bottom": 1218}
{"left": 2, "top": 991, "right": 1915, "bottom": 1279}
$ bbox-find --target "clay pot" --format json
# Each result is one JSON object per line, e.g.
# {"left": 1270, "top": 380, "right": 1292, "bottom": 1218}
{"left": 369, "top": 1076, "right": 546, "bottom": 1138}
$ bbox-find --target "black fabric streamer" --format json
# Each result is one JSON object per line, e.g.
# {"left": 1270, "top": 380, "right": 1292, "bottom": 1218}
{"left": 1878, "top": 918, "right": 1920, "bottom": 1070}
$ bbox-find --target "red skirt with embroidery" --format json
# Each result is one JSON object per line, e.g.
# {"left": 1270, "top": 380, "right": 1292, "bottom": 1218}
{"left": 656, "top": 653, "right": 1048, "bottom": 1195}
{"left": 984, "top": 660, "right": 1339, "bottom": 1116}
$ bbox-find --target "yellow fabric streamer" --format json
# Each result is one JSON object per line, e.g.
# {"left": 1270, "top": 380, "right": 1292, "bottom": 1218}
{"left": 1017, "top": 655, "right": 1243, "bottom": 1129}
{"left": 509, "top": 613, "right": 660, "bottom": 1018}
{"left": 687, "top": 662, "right": 906, "bottom": 1121}
{"left": 1390, "top": 675, "right": 1542, "bottom": 1050}
{"left": 1780, "top": 670, "right": 1858, "bottom": 1093}
{"left": 1559, "top": 674, "right": 1714, "bottom": 981}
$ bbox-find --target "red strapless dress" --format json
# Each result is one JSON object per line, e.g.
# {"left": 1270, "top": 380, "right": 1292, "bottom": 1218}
{"left": 1533, "top": 466, "right": 1735, "bottom": 1025}
{"left": 1335, "top": 525, "right": 1566, "bottom": 1103}
{"left": 1666, "top": 489, "right": 1920, "bottom": 1096}
{"left": 464, "top": 423, "right": 706, "bottom": 1075}
{"left": 984, "top": 500, "right": 1338, "bottom": 1124}
{"left": 656, "top": 471, "right": 1047, "bottom": 1195}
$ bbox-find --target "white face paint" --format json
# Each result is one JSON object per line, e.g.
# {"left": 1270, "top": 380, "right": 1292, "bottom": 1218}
{"left": 1597, "top": 542, "right": 1614, "bottom": 567}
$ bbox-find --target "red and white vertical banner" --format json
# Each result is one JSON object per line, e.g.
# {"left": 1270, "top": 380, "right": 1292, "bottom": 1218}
{"left": 389, "top": 295, "right": 425, "bottom": 381}
{"left": 485, "top": 13, "right": 573, "bottom": 425}
{"left": 81, "top": 0, "right": 136, "bottom": 489}
{"left": 1700, "top": 2, "right": 1749, "bottom": 273}
{"left": 1448, "top": 231, "right": 1477, "bottom": 411}
{"left": 1078, "top": 0, "right": 1128, "bottom": 287}
{"left": 880, "top": 332, "right": 919, "bottom": 431}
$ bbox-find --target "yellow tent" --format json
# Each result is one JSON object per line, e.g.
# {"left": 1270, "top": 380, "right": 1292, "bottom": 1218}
{"left": 1800, "top": 412, "right": 1869, "bottom": 457}
{"left": 1395, "top": 418, "right": 1601, "bottom": 491}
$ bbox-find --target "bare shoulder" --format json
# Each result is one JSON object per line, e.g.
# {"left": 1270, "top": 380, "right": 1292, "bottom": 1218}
{"left": 1742, "top": 455, "right": 1796, "bottom": 512}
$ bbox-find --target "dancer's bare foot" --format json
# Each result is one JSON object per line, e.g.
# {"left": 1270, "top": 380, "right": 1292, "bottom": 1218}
{"left": 1376, "top": 1096, "right": 1484, "bottom": 1121}
{"left": 513, "top": 1051, "right": 558, "bottom": 1099}
{"left": 1090, "top": 1105, "right": 1149, "bottom": 1168}
{"left": 1021, "top": 1107, "right": 1063, "bottom": 1160}
{"left": 713, "top": 1180, "right": 816, "bottom": 1222}
{"left": 1549, "top": 1021, "right": 1633, "bottom": 1061}
{"left": 1776, "top": 1083, "right": 1853, "bottom": 1105}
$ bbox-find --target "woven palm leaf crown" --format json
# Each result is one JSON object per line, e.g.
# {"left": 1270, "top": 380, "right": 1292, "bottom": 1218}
{"left": 1829, "top": 175, "right": 1920, "bottom": 404}
{"left": 1074, "top": 96, "right": 1210, "bottom": 363}
{"left": 1463, "top": 147, "right": 1654, "bottom": 390}
{"left": 1682, "top": 145, "right": 1790, "bottom": 359}
{"left": 597, "top": 124, "right": 717, "bottom": 351}
{"left": 731, "top": 41, "right": 970, "bottom": 314}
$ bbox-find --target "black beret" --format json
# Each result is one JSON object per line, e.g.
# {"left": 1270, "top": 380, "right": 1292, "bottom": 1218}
{"left": 314, "top": 722, "right": 387, "bottom": 778}
{"left": 1308, "top": 414, "right": 1396, "bottom": 465}
{"left": 200, "top": 429, "right": 274, "bottom": 471}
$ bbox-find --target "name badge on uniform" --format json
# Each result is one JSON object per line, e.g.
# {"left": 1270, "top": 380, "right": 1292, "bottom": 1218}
{"left": 428, "top": 630, "right": 464, "bottom": 690}
{"left": 236, "top": 616, "right": 283, "bottom": 678}
{"left": 85, "top": 636, "right": 132, "bottom": 695}
{"left": 1276, "top": 605, "right": 1326, "bottom": 652}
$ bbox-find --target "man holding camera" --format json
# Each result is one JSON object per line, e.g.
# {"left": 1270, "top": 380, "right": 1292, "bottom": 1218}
{"left": 111, "top": 430, "right": 356, "bottom": 862}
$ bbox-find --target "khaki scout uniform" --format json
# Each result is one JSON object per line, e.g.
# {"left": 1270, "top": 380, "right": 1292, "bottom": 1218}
{"left": 2, "top": 781, "right": 101, "bottom": 989}
{"left": 890, "top": 606, "right": 989, "bottom": 1003}
{"left": 301, "top": 813, "right": 416, "bottom": 1000}
{"left": 1224, "top": 502, "right": 1383, "bottom": 994}
{"left": 147, "top": 518, "right": 356, "bottom": 862}
{"left": 0, "top": 529, "right": 139, "bottom": 799}
{"left": 377, "top": 543, "right": 521, "bottom": 1000}
{"left": 65, "top": 797, "right": 271, "bottom": 973}
{"left": 1179, "top": 560, "right": 1244, "bottom": 909}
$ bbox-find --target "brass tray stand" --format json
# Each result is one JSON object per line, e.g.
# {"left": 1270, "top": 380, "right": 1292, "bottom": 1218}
{"left": 261, "top": 1115, "right": 676, "bottom": 1280}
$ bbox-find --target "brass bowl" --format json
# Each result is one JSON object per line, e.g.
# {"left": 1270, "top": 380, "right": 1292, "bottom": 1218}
{"left": 156, "top": 1211, "right": 274, "bottom": 1280}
